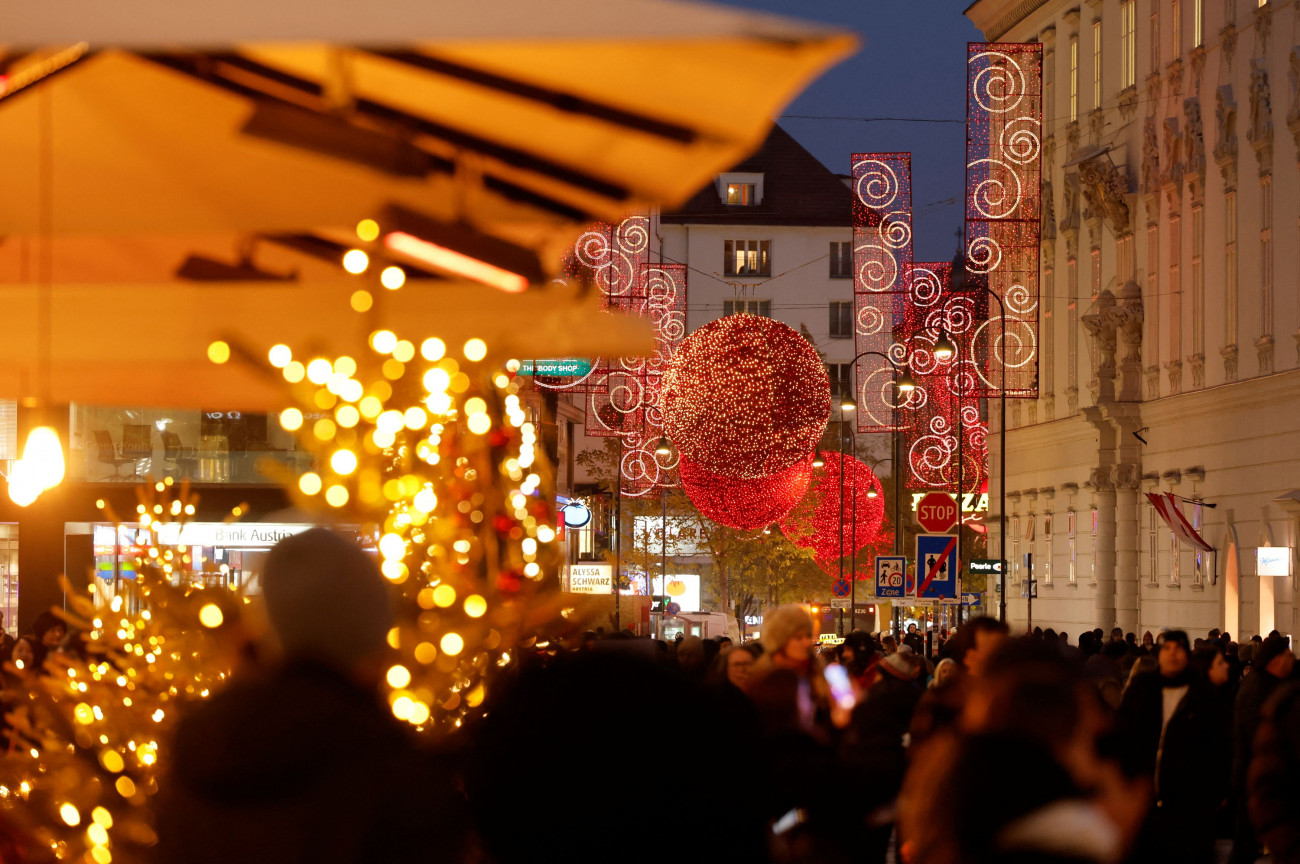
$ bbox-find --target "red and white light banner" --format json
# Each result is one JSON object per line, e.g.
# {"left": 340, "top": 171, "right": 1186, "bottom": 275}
{"left": 964, "top": 43, "right": 1043, "bottom": 398}
{"left": 901, "top": 262, "right": 988, "bottom": 496}
{"left": 852, "top": 152, "right": 913, "bottom": 432}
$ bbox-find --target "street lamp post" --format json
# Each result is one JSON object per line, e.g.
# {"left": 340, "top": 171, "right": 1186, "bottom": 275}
{"left": 840, "top": 350, "right": 915, "bottom": 636}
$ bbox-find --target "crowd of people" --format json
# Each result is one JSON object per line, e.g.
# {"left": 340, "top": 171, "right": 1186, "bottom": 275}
{"left": 3, "top": 529, "right": 1299, "bottom": 864}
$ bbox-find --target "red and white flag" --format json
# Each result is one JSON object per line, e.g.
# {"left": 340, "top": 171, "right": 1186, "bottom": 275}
{"left": 1146, "top": 492, "right": 1213, "bottom": 552}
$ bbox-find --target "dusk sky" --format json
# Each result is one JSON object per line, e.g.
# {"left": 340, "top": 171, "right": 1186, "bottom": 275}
{"left": 724, "top": 0, "right": 984, "bottom": 262}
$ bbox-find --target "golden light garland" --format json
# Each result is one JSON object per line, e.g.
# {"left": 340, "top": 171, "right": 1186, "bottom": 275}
{"left": 0, "top": 482, "right": 245, "bottom": 864}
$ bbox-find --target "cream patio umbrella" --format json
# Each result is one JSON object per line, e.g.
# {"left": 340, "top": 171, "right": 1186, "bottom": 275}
{"left": 0, "top": 0, "right": 854, "bottom": 411}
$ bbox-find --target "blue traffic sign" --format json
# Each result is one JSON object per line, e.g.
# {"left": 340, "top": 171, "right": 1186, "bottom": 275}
{"left": 875, "top": 556, "right": 906, "bottom": 599}
{"left": 916, "top": 534, "right": 959, "bottom": 605}
{"left": 665, "top": 601, "right": 681, "bottom": 616}
{"left": 961, "top": 593, "right": 982, "bottom": 606}
{"left": 831, "top": 578, "right": 851, "bottom": 598}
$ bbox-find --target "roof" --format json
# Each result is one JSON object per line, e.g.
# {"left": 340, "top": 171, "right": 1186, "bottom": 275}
{"left": 660, "top": 125, "right": 852, "bottom": 227}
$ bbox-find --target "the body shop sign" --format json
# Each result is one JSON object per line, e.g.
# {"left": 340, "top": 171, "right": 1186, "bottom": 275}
{"left": 568, "top": 563, "right": 613, "bottom": 594}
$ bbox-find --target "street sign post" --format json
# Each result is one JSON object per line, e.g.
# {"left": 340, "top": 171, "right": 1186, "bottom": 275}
{"left": 875, "top": 556, "right": 906, "bottom": 599}
{"left": 916, "top": 534, "right": 960, "bottom": 604}
{"left": 961, "top": 593, "right": 982, "bottom": 606}
{"left": 916, "top": 491, "right": 960, "bottom": 533}
{"left": 829, "top": 598, "right": 852, "bottom": 609}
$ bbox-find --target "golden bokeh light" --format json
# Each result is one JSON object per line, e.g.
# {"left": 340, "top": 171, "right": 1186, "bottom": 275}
{"left": 463, "top": 338, "right": 488, "bottom": 362}
{"left": 342, "top": 249, "right": 370, "bottom": 274}
{"left": 268, "top": 344, "right": 292, "bottom": 367}
{"left": 380, "top": 266, "right": 406, "bottom": 290}
{"left": 356, "top": 218, "right": 380, "bottom": 242}
{"left": 298, "top": 473, "right": 323, "bottom": 496}
{"left": 440, "top": 633, "right": 465, "bottom": 656}
{"left": 198, "top": 604, "right": 224, "bottom": 628}
{"left": 206, "top": 341, "right": 231, "bottom": 364}
{"left": 421, "top": 338, "right": 446, "bottom": 361}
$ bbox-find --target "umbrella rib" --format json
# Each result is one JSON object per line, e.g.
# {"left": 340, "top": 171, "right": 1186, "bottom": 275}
{"left": 368, "top": 50, "right": 698, "bottom": 144}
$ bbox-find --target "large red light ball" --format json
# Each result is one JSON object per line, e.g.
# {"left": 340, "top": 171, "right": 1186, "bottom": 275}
{"left": 679, "top": 453, "right": 813, "bottom": 531}
{"left": 660, "top": 315, "right": 831, "bottom": 479}
{"left": 779, "top": 452, "right": 885, "bottom": 563}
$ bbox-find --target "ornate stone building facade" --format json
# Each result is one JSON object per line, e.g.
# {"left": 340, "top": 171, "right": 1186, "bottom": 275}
{"left": 967, "top": 0, "right": 1300, "bottom": 638}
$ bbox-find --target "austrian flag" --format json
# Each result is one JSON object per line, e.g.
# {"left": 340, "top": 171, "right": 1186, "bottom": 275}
{"left": 1145, "top": 492, "right": 1214, "bottom": 552}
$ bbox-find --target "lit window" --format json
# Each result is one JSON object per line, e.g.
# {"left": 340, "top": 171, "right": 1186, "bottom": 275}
{"left": 1092, "top": 21, "right": 1102, "bottom": 109}
{"left": 1069, "top": 36, "right": 1079, "bottom": 123}
{"left": 722, "top": 298, "right": 771, "bottom": 317}
{"left": 723, "top": 240, "right": 771, "bottom": 277}
{"left": 1121, "top": 1, "right": 1136, "bottom": 88}
{"left": 1171, "top": 0, "right": 1182, "bottom": 59}
{"left": 726, "top": 183, "right": 756, "bottom": 206}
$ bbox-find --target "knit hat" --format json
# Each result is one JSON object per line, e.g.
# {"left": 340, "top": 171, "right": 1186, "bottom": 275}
{"left": 1255, "top": 634, "right": 1293, "bottom": 670}
{"left": 1157, "top": 630, "right": 1190, "bottom": 653}
{"left": 761, "top": 605, "right": 813, "bottom": 655}
{"left": 261, "top": 528, "right": 393, "bottom": 670}
{"left": 880, "top": 652, "right": 914, "bottom": 679}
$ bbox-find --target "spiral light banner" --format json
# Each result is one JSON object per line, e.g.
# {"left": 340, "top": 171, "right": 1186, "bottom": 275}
{"left": 965, "top": 43, "right": 1042, "bottom": 398}
{"left": 901, "top": 262, "right": 989, "bottom": 495}
{"left": 852, "top": 152, "right": 913, "bottom": 432}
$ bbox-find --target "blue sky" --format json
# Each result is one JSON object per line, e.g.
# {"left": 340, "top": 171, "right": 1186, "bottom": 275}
{"left": 724, "top": 0, "right": 983, "bottom": 262}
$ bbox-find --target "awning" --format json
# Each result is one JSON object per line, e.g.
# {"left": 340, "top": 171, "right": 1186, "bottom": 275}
{"left": 1146, "top": 492, "right": 1214, "bottom": 552}
{"left": 0, "top": 0, "right": 856, "bottom": 409}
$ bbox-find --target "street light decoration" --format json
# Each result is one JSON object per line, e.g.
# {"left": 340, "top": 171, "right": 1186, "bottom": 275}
{"left": 851, "top": 152, "right": 913, "bottom": 432}
{"left": 678, "top": 453, "right": 814, "bottom": 531}
{"left": 777, "top": 451, "right": 885, "bottom": 565}
{"left": 964, "top": 42, "right": 1043, "bottom": 397}
{"left": 660, "top": 314, "right": 831, "bottom": 480}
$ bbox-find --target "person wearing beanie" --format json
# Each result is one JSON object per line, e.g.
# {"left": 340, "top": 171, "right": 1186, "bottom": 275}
{"left": 156, "top": 528, "right": 467, "bottom": 864}
{"left": 1117, "top": 629, "right": 1229, "bottom": 864}
{"left": 31, "top": 611, "right": 67, "bottom": 649}
{"left": 1229, "top": 633, "right": 1295, "bottom": 864}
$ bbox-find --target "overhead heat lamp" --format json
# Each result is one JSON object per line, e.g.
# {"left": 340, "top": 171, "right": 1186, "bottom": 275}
{"left": 379, "top": 205, "right": 545, "bottom": 294}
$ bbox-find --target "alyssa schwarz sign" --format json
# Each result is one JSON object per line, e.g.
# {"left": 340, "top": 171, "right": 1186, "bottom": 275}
{"left": 568, "top": 563, "right": 613, "bottom": 594}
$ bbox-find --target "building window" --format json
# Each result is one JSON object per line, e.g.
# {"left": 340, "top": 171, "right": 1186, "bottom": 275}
{"left": 1192, "top": 206, "right": 1204, "bottom": 360}
{"left": 1122, "top": 1, "right": 1137, "bottom": 88}
{"left": 1150, "top": 5, "right": 1160, "bottom": 70}
{"left": 1193, "top": 0, "right": 1203, "bottom": 46}
{"left": 1193, "top": 502, "right": 1205, "bottom": 584}
{"left": 1225, "top": 191, "right": 1237, "bottom": 347}
{"left": 826, "top": 363, "right": 853, "bottom": 401}
{"left": 1068, "top": 510, "right": 1077, "bottom": 584}
{"left": 722, "top": 298, "right": 771, "bottom": 317}
{"left": 1171, "top": 0, "right": 1181, "bottom": 60}
{"left": 1169, "top": 215, "right": 1182, "bottom": 362}
{"left": 1148, "top": 506, "right": 1160, "bottom": 583}
{"left": 1045, "top": 49, "right": 1055, "bottom": 134}
{"left": 1069, "top": 36, "right": 1079, "bottom": 123}
{"left": 1090, "top": 247, "right": 1101, "bottom": 300}
{"left": 1092, "top": 20, "right": 1102, "bottom": 109}
{"left": 1170, "top": 529, "right": 1181, "bottom": 585}
{"left": 1090, "top": 507, "right": 1098, "bottom": 583}
{"left": 1147, "top": 224, "right": 1160, "bottom": 372}
{"left": 1067, "top": 257, "right": 1079, "bottom": 396}
{"left": 1012, "top": 515, "right": 1021, "bottom": 585}
{"left": 829, "top": 241, "right": 853, "bottom": 278}
{"left": 1042, "top": 266, "right": 1054, "bottom": 395}
{"left": 724, "top": 240, "right": 770, "bottom": 277}
{"left": 1261, "top": 176, "right": 1273, "bottom": 338}
{"left": 1043, "top": 513, "right": 1053, "bottom": 585}
{"left": 726, "top": 183, "right": 756, "bottom": 206}
{"left": 829, "top": 301, "right": 853, "bottom": 338}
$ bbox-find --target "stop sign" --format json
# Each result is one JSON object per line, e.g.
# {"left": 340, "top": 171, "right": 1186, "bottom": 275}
{"left": 916, "top": 491, "right": 959, "bottom": 533}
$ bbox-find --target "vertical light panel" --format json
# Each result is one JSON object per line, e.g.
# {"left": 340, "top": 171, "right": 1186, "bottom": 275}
{"left": 852, "top": 152, "right": 913, "bottom": 432}
{"left": 965, "top": 42, "right": 1043, "bottom": 398}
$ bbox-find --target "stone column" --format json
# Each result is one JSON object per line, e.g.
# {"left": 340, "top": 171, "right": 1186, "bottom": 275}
{"left": 1114, "top": 463, "right": 1142, "bottom": 633}
{"left": 1088, "top": 466, "right": 1118, "bottom": 630}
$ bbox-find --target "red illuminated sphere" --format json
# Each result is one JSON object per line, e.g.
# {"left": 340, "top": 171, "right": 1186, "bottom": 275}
{"left": 679, "top": 453, "right": 813, "bottom": 531}
{"left": 660, "top": 315, "right": 831, "bottom": 479}
{"left": 778, "top": 452, "right": 885, "bottom": 563}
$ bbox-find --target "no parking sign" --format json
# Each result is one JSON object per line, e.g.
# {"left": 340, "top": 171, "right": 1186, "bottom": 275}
{"left": 915, "top": 534, "right": 959, "bottom": 604}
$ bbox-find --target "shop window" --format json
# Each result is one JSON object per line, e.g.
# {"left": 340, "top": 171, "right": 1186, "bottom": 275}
{"left": 69, "top": 404, "right": 313, "bottom": 485}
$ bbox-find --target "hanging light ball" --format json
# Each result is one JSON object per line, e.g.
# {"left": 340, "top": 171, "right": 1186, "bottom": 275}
{"left": 678, "top": 453, "right": 813, "bottom": 531}
{"left": 778, "top": 452, "right": 885, "bottom": 563}
{"left": 661, "top": 315, "right": 830, "bottom": 479}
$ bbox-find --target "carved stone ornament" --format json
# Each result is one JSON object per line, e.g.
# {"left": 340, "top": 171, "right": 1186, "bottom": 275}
{"left": 1222, "top": 25, "right": 1238, "bottom": 72}
{"left": 1166, "top": 360, "right": 1183, "bottom": 395}
{"left": 1162, "top": 117, "right": 1184, "bottom": 190}
{"left": 1145, "top": 366, "right": 1161, "bottom": 399}
{"left": 1254, "top": 3, "right": 1272, "bottom": 57}
{"left": 1078, "top": 157, "right": 1132, "bottom": 235}
{"left": 1167, "top": 58, "right": 1184, "bottom": 100}
{"left": 1115, "top": 281, "right": 1145, "bottom": 402}
{"left": 1089, "top": 109, "right": 1105, "bottom": 146}
{"left": 1045, "top": 395, "right": 1056, "bottom": 422}
{"left": 1215, "top": 85, "right": 1239, "bottom": 189}
{"left": 1028, "top": 402, "right": 1038, "bottom": 425}
{"left": 1248, "top": 57, "right": 1273, "bottom": 155}
{"left": 1185, "top": 97, "right": 1206, "bottom": 179}
{"left": 1287, "top": 47, "right": 1300, "bottom": 152}
{"left": 1067, "top": 386, "right": 1079, "bottom": 415}
{"left": 1190, "top": 352, "right": 1206, "bottom": 388}
{"left": 1114, "top": 464, "right": 1141, "bottom": 491}
{"left": 1066, "top": 120, "right": 1080, "bottom": 157}
{"left": 1142, "top": 116, "right": 1161, "bottom": 196}
{"left": 1060, "top": 171, "right": 1081, "bottom": 234}
{"left": 1256, "top": 334, "right": 1275, "bottom": 374}
{"left": 1190, "top": 46, "right": 1207, "bottom": 93}
{"left": 1088, "top": 466, "right": 1116, "bottom": 493}
{"left": 1221, "top": 343, "right": 1239, "bottom": 382}
{"left": 1011, "top": 401, "right": 1023, "bottom": 429}
{"left": 1119, "top": 85, "right": 1138, "bottom": 121}
{"left": 1042, "top": 177, "right": 1057, "bottom": 240}
{"left": 1083, "top": 290, "right": 1119, "bottom": 390}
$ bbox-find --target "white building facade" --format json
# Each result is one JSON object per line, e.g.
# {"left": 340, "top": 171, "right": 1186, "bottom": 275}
{"left": 968, "top": 0, "right": 1300, "bottom": 638}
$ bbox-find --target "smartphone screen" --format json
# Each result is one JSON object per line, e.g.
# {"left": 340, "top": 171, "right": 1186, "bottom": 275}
{"left": 824, "top": 663, "right": 856, "bottom": 711}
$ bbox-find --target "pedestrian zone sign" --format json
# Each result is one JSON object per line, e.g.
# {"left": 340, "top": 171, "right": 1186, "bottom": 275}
{"left": 915, "top": 534, "right": 959, "bottom": 605}
{"left": 875, "top": 556, "right": 906, "bottom": 599}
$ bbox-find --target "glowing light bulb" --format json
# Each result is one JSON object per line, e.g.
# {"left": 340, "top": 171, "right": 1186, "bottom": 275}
{"left": 342, "top": 249, "right": 369, "bottom": 274}
{"left": 380, "top": 266, "right": 406, "bottom": 290}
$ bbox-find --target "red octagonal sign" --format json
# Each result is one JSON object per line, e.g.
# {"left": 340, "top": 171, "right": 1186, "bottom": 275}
{"left": 916, "top": 491, "right": 959, "bottom": 533}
